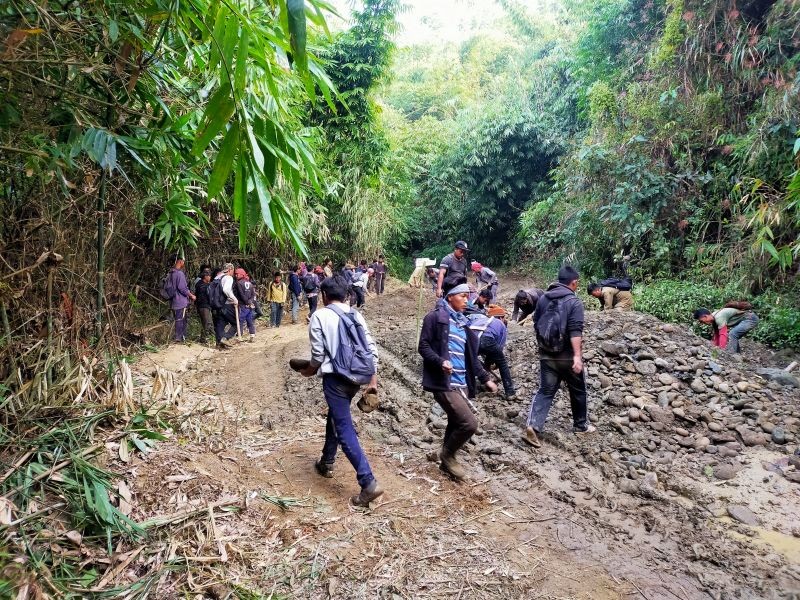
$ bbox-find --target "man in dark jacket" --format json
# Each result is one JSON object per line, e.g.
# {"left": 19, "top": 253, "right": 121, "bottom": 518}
{"left": 512, "top": 288, "right": 545, "bottom": 323}
{"left": 419, "top": 282, "right": 497, "bottom": 481}
{"left": 523, "top": 266, "right": 595, "bottom": 448}
{"left": 195, "top": 269, "right": 213, "bottom": 344}
{"left": 374, "top": 255, "right": 388, "bottom": 295}
{"left": 288, "top": 265, "right": 304, "bottom": 324}
{"left": 168, "top": 257, "right": 195, "bottom": 342}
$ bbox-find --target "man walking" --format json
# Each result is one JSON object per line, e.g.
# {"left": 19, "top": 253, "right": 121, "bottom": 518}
{"left": 298, "top": 275, "right": 383, "bottom": 507}
{"left": 234, "top": 267, "right": 257, "bottom": 342}
{"left": 213, "top": 263, "right": 238, "bottom": 350}
{"left": 523, "top": 265, "right": 596, "bottom": 448}
{"left": 167, "top": 257, "right": 195, "bottom": 343}
{"left": 195, "top": 269, "right": 213, "bottom": 344}
{"left": 419, "top": 282, "right": 497, "bottom": 481}
{"left": 374, "top": 255, "right": 387, "bottom": 295}
{"left": 267, "top": 271, "right": 288, "bottom": 328}
{"left": 436, "top": 241, "right": 470, "bottom": 298}
{"left": 289, "top": 265, "right": 304, "bottom": 324}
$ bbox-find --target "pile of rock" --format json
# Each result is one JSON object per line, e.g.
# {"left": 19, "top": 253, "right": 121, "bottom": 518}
{"left": 572, "top": 310, "right": 799, "bottom": 481}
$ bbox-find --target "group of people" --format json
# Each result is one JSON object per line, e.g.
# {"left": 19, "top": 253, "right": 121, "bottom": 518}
{"left": 291, "top": 239, "right": 762, "bottom": 508}
{"left": 162, "top": 255, "right": 390, "bottom": 350}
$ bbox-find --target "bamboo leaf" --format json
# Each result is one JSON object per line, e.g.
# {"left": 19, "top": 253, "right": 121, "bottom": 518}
{"left": 208, "top": 122, "right": 239, "bottom": 200}
{"left": 287, "top": 0, "right": 308, "bottom": 75}
{"left": 192, "top": 89, "right": 235, "bottom": 156}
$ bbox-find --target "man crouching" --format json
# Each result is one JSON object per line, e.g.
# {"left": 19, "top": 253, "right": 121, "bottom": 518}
{"left": 298, "top": 275, "right": 383, "bottom": 507}
{"left": 419, "top": 282, "right": 497, "bottom": 481}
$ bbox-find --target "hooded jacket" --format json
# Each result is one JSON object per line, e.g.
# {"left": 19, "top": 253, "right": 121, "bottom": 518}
{"left": 533, "top": 283, "right": 584, "bottom": 359}
{"left": 418, "top": 303, "right": 490, "bottom": 397}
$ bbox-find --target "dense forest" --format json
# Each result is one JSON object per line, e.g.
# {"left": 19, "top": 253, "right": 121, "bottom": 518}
{"left": 1, "top": 0, "right": 799, "bottom": 596}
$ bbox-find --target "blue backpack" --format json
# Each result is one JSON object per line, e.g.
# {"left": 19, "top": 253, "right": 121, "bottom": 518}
{"left": 326, "top": 304, "right": 376, "bottom": 385}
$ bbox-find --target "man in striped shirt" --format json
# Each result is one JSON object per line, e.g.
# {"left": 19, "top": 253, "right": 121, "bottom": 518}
{"left": 419, "top": 282, "right": 497, "bottom": 481}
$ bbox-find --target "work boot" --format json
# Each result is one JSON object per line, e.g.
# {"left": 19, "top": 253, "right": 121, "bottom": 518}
{"left": 439, "top": 447, "right": 466, "bottom": 481}
{"left": 248, "top": 334, "right": 255, "bottom": 343}
{"left": 573, "top": 424, "right": 597, "bottom": 435}
{"left": 314, "top": 460, "right": 334, "bottom": 478}
{"left": 522, "top": 426, "right": 542, "bottom": 448}
{"left": 350, "top": 480, "right": 384, "bottom": 507}
{"left": 216, "top": 340, "right": 231, "bottom": 351}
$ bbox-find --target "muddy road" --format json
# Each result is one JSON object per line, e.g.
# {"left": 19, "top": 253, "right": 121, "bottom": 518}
{"left": 125, "top": 277, "right": 800, "bottom": 599}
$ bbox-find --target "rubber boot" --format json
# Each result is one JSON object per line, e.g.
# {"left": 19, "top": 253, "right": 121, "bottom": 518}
{"left": 439, "top": 446, "right": 466, "bottom": 481}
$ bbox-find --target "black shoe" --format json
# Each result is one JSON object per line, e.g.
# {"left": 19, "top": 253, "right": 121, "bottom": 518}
{"left": 314, "top": 460, "right": 334, "bottom": 478}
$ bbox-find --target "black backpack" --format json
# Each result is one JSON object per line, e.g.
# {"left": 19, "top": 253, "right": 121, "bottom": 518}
{"left": 535, "top": 296, "right": 574, "bottom": 354}
{"left": 598, "top": 276, "right": 633, "bottom": 291}
{"left": 160, "top": 270, "right": 176, "bottom": 300}
{"left": 208, "top": 278, "right": 227, "bottom": 310}
{"left": 326, "top": 304, "right": 375, "bottom": 385}
{"left": 302, "top": 274, "right": 317, "bottom": 293}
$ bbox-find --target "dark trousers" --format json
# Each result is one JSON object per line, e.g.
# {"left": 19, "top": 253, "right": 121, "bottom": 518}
{"left": 270, "top": 302, "right": 284, "bottom": 327}
{"left": 239, "top": 305, "right": 256, "bottom": 334}
{"left": 173, "top": 308, "right": 187, "bottom": 341}
{"left": 197, "top": 307, "right": 213, "bottom": 342}
{"left": 350, "top": 286, "right": 365, "bottom": 308}
{"left": 480, "top": 338, "right": 515, "bottom": 395}
{"left": 526, "top": 358, "right": 588, "bottom": 432}
{"left": 308, "top": 295, "right": 318, "bottom": 315}
{"left": 433, "top": 389, "right": 478, "bottom": 453}
{"left": 214, "top": 305, "right": 237, "bottom": 342}
{"left": 375, "top": 272, "right": 385, "bottom": 295}
{"left": 320, "top": 375, "right": 374, "bottom": 489}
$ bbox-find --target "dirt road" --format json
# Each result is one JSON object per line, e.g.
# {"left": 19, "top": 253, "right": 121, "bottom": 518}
{"left": 126, "top": 279, "right": 800, "bottom": 599}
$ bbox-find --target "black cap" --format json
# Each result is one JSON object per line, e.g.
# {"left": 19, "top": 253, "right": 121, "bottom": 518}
{"left": 455, "top": 240, "right": 469, "bottom": 251}
{"left": 558, "top": 265, "right": 580, "bottom": 284}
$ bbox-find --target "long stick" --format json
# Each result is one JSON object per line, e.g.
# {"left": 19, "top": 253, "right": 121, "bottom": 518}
{"left": 235, "top": 303, "right": 242, "bottom": 340}
{"left": 415, "top": 281, "right": 424, "bottom": 348}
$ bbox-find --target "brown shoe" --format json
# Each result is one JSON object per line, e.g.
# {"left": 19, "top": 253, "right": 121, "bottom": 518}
{"left": 522, "top": 426, "right": 542, "bottom": 448}
{"left": 350, "top": 480, "right": 383, "bottom": 507}
{"left": 439, "top": 449, "right": 466, "bottom": 481}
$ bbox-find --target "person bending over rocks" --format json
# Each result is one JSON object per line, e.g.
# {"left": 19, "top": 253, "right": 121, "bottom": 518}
{"left": 693, "top": 303, "right": 758, "bottom": 354}
{"left": 523, "top": 265, "right": 596, "bottom": 448}
{"left": 419, "top": 283, "right": 497, "bottom": 481}
{"left": 468, "top": 305, "right": 516, "bottom": 400}
{"left": 511, "top": 288, "right": 545, "bottom": 324}
{"left": 586, "top": 277, "right": 633, "bottom": 311}
{"left": 298, "top": 275, "right": 383, "bottom": 507}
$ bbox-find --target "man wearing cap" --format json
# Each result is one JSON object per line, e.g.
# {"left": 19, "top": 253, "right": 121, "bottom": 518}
{"left": 523, "top": 265, "right": 596, "bottom": 448}
{"left": 213, "top": 263, "right": 238, "bottom": 349}
{"left": 419, "top": 282, "right": 497, "bottom": 481}
{"left": 436, "top": 241, "right": 470, "bottom": 298}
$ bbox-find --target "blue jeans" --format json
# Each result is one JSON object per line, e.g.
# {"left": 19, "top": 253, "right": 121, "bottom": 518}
{"left": 727, "top": 313, "right": 758, "bottom": 353}
{"left": 480, "top": 337, "right": 515, "bottom": 395}
{"left": 239, "top": 305, "right": 256, "bottom": 334}
{"left": 526, "top": 357, "right": 588, "bottom": 433}
{"left": 320, "top": 375, "right": 374, "bottom": 489}
{"left": 270, "top": 302, "right": 284, "bottom": 327}
{"left": 291, "top": 292, "right": 301, "bottom": 323}
{"left": 173, "top": 308, "right": 188, "bottom": 341}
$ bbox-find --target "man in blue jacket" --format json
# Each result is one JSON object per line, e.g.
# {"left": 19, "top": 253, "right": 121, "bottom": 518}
{"left": 418, "top": 282, "right": 497, "bottom": 481}
{"left": 288, "top": 265, "right": 304, "bottom": 324}
{"left": 523, "top": 265, "right": 595, "bottom": 448}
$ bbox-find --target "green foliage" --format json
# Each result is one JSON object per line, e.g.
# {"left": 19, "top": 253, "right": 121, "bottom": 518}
{"left": 635, "top": 279, "right": 800, "bottom": 349}
{"left": 588, "top": 81, "right": 618, "bottom": 125}
{"left": 652, "top": 0, "right": 685, "bottom": 66}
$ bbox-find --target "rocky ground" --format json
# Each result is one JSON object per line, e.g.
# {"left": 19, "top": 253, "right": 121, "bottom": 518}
{"left": 114, "top": 277, "right": 799, "bottom": 599}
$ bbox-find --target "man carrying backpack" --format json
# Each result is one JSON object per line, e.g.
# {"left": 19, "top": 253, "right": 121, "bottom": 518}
{"left": 297, "top": 275, "right": 383, "bottom": 507}
{"left": 419, "top": 282, "right": 497, "bottom": 481}
{"left": 587, "top": 277, "right": 634, "bottom": 311}
{"left": 234, "top": 268, "right": 257, "bottom": 342}
{"left": 210, "top": 263, "right": 238, "bottom": 350}
{"left": 303, "top": 268, "right": 321, "bottom": 320}
{"left": 195, "top": 269, "right": 213, "bottom": 344}
{"left": 163, "top": 257, "right": 196, "bottom": 343}
{"left": 523, "top": 265, "right": 595, "bottom": 448}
